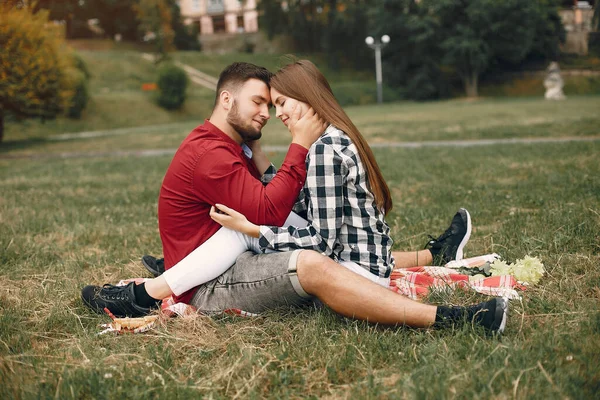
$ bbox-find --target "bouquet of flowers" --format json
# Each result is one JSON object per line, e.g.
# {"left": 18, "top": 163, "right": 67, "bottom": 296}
{"left": 489, "top": 256, "right": 545, "bottom": 285}
{"left": 455, "top": 255, "right": 545, "bottom": 285}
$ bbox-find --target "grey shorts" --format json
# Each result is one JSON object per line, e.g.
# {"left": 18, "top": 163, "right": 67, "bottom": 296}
{"left": 190, "top": 249, "right": 313, "bottom": 314}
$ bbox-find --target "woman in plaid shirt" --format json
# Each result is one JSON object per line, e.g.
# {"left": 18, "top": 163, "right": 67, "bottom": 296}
{"left": 208, "top": 60, "right": 467, "bottom": 287}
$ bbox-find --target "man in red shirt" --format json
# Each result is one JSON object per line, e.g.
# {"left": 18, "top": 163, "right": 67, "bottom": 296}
{"left": 82, "top": 62, "right": 508, "bottom": 333}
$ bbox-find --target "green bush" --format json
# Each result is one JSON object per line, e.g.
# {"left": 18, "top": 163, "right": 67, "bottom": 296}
{"left": 67, "top": 71, "right": 89, "bottom": 119}
{"left": 330, "top": 81, "right": 403, "bottom": 106}
{"left": 589, "top": 32, "right": 600, "bottom": 57}
{"left": 67, "top": 53, "right": 90, "bottom": 119}
{"left": 156, "top": 63, "right": 188, "bottom": 110}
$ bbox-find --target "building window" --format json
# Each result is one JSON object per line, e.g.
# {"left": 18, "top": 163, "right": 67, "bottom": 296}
{"left": 237, "top": 15, "right": 244, "bottom": 32}
{"left": 207, "top": 0, "right": 225, "bottom": 13}
{"left": 212, "top": 15, "right": 226, "bottom": 33}
{"left": 192, "top": 0, "right": 200, "bottom": 11}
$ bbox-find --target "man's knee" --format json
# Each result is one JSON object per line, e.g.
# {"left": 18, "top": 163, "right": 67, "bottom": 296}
{"left": 295, "top": 250, "right": 335, "bottom": 294}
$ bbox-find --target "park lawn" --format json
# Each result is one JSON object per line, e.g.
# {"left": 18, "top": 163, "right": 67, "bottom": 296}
{"left": 2, "top": 95, "right": 599, "bottom": 157}
{"left": 1, "top": 110, "right": 599, "bottom": 399}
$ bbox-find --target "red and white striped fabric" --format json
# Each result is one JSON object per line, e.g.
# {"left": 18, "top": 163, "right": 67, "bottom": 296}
{"left": 389, "top": 255, "right": 525, "bottom": 300}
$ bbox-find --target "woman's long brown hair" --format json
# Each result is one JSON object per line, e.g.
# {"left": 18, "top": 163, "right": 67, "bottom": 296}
{"left": 271, "top": 59, "right": 393, "bottom": 214}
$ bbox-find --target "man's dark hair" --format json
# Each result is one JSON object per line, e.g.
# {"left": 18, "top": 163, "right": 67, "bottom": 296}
{"left": 214, "top": 62, "right": 273, "bottom": 107}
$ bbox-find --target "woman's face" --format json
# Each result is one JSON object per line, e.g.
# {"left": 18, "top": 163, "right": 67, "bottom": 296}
{"left": 270, "top": 87, "right": 309, "bottom": 128}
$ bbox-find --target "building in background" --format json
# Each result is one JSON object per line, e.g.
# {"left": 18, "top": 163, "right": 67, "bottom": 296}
{"left": 179, "top": 0, "right": 258, "bottom": 35}
{"left": 560, "top": 1, "right": 595, "bottom": 54}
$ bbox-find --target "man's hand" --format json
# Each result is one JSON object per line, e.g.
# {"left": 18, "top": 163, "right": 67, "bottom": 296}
{"left": 210, "top": 204, "right": 260, "bottom": 238}
{"left": 289, "top": 105, "right": 328, "bottom": 150}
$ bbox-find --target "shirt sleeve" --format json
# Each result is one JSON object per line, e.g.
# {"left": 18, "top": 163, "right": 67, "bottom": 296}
{"left": 194, "top": 143, "right": 308, "bottom": 227}
{"left": 258, "top": 142, "right": 347, "bottom": 256}
{"left": 291, "top": 187, "right": 308, "bottom": 219}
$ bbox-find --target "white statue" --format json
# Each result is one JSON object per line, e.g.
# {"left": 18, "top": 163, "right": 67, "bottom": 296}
{"left": 544, "top": 62, "right": 566, "bottom": 100}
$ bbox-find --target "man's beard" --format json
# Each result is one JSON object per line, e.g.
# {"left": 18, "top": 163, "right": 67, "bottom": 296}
{"left": 226, "top": 100, "right": 263, "bottom": 142}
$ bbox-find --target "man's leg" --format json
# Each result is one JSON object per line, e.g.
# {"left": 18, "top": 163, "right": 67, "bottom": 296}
{"left": 190, "top": 250, "right": 313, "bottom": 313}
{"left": 83, "top": 228, "right": 258, "bottom": 317}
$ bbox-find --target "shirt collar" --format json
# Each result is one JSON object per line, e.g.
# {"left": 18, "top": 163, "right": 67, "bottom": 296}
{"left": 203, "top": 119, "right": 252, "bottom": 159}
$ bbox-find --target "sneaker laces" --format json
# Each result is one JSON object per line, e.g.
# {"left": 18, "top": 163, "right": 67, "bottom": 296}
{"left": 425, "top": 227, "right": 452, "bottom": 248}
{"left": 100, "top": 284, "right": 131, "bottom": 301}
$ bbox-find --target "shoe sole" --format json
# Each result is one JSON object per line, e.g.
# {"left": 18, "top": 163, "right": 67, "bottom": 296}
{"left": 455, "top": 208, "right": 472, "bottom": 261}
{"left": 496, "top": 297, "right": 509, "bottom": 334}
{"left": 141, "top": 255, "right": 161, "bottom": 277}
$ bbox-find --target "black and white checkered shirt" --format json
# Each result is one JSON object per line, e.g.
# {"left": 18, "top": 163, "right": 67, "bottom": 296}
{"left": 258, "top": 125, "right": 395, "bottom": 278}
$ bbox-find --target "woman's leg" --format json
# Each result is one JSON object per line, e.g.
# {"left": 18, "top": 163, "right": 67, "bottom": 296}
{"left": 392, "top": 250, "right": 433, "bottom": 269}
{"left": 145, "top": 227, "right": 253, "bottom": 298}
{"left": 146, "top": 212, "right": 308, "bottom": 299}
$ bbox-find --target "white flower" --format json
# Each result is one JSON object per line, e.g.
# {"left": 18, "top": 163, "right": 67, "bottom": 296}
{"left": 512, "top": 256, "right": 545, "bottom": 284}
{"left": 469, "top": 274, "right": 487, "bottom": 282}
{"left": 489, "top": 259, "right": 513, "bottom": 276}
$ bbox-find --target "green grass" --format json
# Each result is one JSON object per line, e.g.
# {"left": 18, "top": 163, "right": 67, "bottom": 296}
{"left": 1, "top": 97, "right": 599, "bottom": 398}
{"left": 3, "top": 96, "right": 599, "bottom": 156}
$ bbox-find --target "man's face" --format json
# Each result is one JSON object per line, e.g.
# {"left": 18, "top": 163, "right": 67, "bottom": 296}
{"left": 226, "top": 78, "right": 271, "bottom": 142}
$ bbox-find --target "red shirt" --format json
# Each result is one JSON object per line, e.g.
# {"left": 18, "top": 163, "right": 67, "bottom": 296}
{"left": 158, "top": 120, "right": 308, "bottom": 303}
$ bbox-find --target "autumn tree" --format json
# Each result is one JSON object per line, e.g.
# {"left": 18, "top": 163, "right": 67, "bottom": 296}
{"left": 0, "top": 6, "right": 76, "bottom": 143}
{"left": 135, "top": 0, "right": 175, "bottom": 61}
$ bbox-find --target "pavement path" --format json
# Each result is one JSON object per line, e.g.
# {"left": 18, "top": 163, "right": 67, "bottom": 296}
{"left": 3, "top": 135, "right": 599, "bottom": 160}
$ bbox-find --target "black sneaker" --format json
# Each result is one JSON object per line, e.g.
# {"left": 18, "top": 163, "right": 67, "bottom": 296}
{"left": 436, "top": 297, "right": 509, "bottom": 334}
{"left": 472, "top": 297, "right": 508, "bottom": 334}
{"left": 81, "top": 282, "right": 157, "bottom": 318}
{"left": 141, "top": 255, "right": 165, "bottom": 277}
{"left": 426, "top": 208, "right": 472, "bottom": 266}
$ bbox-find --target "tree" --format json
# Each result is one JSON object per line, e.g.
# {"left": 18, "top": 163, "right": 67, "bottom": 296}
{"left": 88, "top": 0, "right": 140, "bottom": 40}
{"left": 0, "top": 6, "right": 76, "bottom": 143}
{"left": 430, "top": 0, "right": 540, "bottom": 97}
{"left": 33, "top": 0, "right": 92, "bottom": 39}
{"left": 372, "top": 0, "right": 450, "bottom": 100}
{"left": 135, "top": 0, "right": 175, "bottom": 61}
{"left": 259, "top": 0, "right": 372, "bottom": 67}
{"left": 258, "top": 0, "right": 288, "bottom": 40}
{"left": 169, "top": 0, "right": 201, "bottom": 51}
{"left": 323, "top": 1, "right": 371, "bottom": 70}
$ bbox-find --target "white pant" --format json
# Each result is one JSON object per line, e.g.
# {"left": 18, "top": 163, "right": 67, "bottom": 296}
{"left": 162, "top": 212, "right": 388, "bottom": 296}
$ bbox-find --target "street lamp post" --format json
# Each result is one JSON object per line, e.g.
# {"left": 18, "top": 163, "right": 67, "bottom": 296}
{"left": 365, "top": 35, "right": 390, "bottom": 104}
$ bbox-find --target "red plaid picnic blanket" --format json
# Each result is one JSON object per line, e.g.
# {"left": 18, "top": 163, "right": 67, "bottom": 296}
{"left": 389, "top": 254, "right": 525, "bottom": 300}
